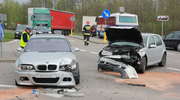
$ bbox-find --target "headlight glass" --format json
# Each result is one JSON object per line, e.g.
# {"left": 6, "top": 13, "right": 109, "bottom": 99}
{"left": 18, "top": 64, "right": 35, "bottom": 71}
{"left": 101, "top": 50, "right": 112, "bottom": 56}
{"left": 59, "top": 60, "right": 77, "bottom": 71}
{"left": 70, "top": 60, "right": 77, "bottom": 69}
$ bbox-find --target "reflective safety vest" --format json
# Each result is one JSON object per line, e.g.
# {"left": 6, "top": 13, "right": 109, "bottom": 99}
{"left": 20, "top": 31, "right": 30, "bottom": 48}
{"left": 84, "top": 25, "right": 91, "bottom": 35}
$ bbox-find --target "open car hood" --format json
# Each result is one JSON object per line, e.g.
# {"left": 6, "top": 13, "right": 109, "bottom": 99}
{"left": 106, "top": 27, "right": 143, "bottom": 45}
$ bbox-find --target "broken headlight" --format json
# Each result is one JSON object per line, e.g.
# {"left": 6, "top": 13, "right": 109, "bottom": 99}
{"left": 101, "top": 50, "right": 112, "bottom": 56}
{"left": 59, "top": 60, "right": 77, "bottom": 71}
{"left": 18, "top": 64, "right": 35, "bottom": 71}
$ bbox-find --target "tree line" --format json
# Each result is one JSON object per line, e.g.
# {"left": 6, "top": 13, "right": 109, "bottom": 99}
{"left": 0, "top": 0, "right": 180, "bottom": 34}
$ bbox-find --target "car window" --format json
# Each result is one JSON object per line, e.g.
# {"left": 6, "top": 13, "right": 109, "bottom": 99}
{"left": 165, "top": 33, "right": 175, "bottom": 39}
{"left": 174, "top": 32, "right": 180, "bottom": 39}
{"left": 142, "top": 35, "right": 148, "bottom": 46}
{"left": 25, "top": 38, "right": 71, "bottom": 52}
{"left": 153, "top": 35, "right": 162, "bottom": 46}
{"left": 148, "top": 36, "right": 156, "bottom": 46}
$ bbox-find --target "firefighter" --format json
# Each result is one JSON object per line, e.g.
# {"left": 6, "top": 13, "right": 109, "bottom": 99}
{"left": 19, "top": 27, "right": 31, "bottom": 48}
{"left": 83, "top": 22, "right": 91, "bottom": 46}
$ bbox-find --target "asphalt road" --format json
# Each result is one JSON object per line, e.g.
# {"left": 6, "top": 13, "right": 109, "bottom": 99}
{"left": 0, "top": 36, "right": 180, "bottom": 100}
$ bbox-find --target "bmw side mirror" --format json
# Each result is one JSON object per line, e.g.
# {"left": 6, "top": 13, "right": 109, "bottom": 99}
{"left": 16, "top": 47, "right": 24, "bottom": 56}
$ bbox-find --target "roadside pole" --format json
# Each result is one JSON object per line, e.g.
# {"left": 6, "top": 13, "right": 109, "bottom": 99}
{"left": 0, "top": 40, "right": 2, "bottom": 57}
{"left": 70, "top": 16, "right": 75, "bottom": 36}
{"left": 161, "top": 21, "right": 164, "bottom": 36}
{"left": 103, "top": 19, "right": 108, "bottom": 43}
{"left": 101, "top": 9, "right": 110, "bottom": 43}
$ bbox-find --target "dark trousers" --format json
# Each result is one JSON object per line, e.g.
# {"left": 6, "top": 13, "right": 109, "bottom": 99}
{"left": 83, "top": 35, "right": 90, "bottom": 46}
{"left": 84, "top": 35, "right": 90, "bottom": 41}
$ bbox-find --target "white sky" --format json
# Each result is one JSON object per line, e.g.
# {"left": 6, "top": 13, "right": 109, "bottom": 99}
{"left": 0, "top": 0, "right": 30, "bottom": 4}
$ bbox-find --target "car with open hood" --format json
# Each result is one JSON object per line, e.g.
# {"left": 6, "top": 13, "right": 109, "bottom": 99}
{"left": 98, "top": 27, "right": 166, "bottom": 73}
{"left": 15, "top": 34, "right": 80, "bottom": 87}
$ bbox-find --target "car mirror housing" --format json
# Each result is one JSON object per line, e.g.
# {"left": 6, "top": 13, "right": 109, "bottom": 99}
{"left": 149, "top": 44, "right": 156, "bottom": 48}
{"left": 16, "top": 47, "right": 24, "bottom": 56}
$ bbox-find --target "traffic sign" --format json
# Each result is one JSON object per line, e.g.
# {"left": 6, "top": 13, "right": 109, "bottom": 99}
{"left": 102, "top": 9, "right": 111, "bottom": 19}
{"left": 157, "top": 16, "right": 169, "bottom": 21}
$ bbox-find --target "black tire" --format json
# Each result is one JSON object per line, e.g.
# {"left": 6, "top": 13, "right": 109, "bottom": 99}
{"left": 177, "top": 43, "right": 180, "bottom": 52}
{"left": 159, "top": 53, "right": 166, "bottom": 67}
{"left": 15, "top": 80, "right": 20, "bottom": 86}
{"left": 75, "top": 75, "right": 80, "bottom": 85}
{"left": 137, "top": 57, "right": 147, "bottom": 74}
{"left": 97, "top": 66, "right": 103, "bottom": 72}
{"left": 97, "top": 64, "right": 105, "bottom": 72}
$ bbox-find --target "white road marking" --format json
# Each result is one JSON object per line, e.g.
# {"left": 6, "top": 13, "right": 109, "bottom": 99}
{"left": 0, "top": 84, "right": 17, "bottom": 88}
{"left": 167, "top": 67, "right": 180, "bottom": 72}
{"left": 90, "top": 51, "right": 98, "bottom": 55}
{"left": 69, "top": 40, "right": 74, "bottom": 42}
{"left": 80, "top": 49, "right": 87, "bottom": 52}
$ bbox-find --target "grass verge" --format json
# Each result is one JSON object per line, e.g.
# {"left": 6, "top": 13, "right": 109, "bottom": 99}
{"left": 2, "top": 30, "right": 14, "bottom": 42}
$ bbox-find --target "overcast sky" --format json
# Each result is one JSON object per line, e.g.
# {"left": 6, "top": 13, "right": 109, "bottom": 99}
{"left": 0, "top": 0, "right": 30, "bottom": 4}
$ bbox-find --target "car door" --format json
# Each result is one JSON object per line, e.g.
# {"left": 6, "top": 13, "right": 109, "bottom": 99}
{"left": 164, "top": 32, "right": 176, "bottom": 48}
{"left": 146, "top": 36, "right": 158, "bottom": 65}
{"left": 153, "top": 35, "right": 164, "bottom": 63}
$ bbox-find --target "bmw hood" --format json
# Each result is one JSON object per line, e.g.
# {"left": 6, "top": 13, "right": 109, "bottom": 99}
{"left": 17, "top": 52, "right": 76, "bottom": 65}
{"left": 105, "top": 27, "right": 143, "bottom": 45}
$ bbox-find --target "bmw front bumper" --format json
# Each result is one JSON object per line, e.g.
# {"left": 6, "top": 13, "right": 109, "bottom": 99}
{"left": 15, "top": 71, "right": 76, "bottom": 87}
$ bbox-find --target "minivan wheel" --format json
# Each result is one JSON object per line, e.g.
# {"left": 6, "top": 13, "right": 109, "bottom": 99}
{"left": 177, "top": 44, "right": 180, "bottom": 51}
{"left": 137, "top": 57, "right": 146, "bottom": 74}
{"left": 159, "top": 53, "right": 166, "bottom": 67}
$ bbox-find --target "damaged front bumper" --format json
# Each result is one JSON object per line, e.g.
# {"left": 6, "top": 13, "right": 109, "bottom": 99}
{"left": 15, "top": 71, "right": 76, "bottom": 87}
{"left": 98, "top": 56, "right": 131, "bottom": 71}
{"left": 98, "top": 56, "right": 139, "bottom": 79}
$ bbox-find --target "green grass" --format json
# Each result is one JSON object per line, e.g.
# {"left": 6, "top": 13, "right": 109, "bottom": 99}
{"left": 71, "top": 32, "right": 83, "bottom": 36}
{"left": 2, "top": 30, "right": 15, "bottom": 42}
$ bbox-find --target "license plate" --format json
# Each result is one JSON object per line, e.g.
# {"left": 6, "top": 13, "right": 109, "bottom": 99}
{"left": 35, "top": 74, "right": 57, "bottom": 78}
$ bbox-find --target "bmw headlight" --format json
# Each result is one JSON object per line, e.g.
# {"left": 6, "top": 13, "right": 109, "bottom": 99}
{"left": 18, "top": 64, "right": 35, "bottom": 71}
{"left": 70, "top": 60, "right": 77, "bottom": 70}
{"left": 59, "top": 60, "right": 77, "bottom": 71}
{"left": 48, "top": 31, "right": 52, "bottom": 34}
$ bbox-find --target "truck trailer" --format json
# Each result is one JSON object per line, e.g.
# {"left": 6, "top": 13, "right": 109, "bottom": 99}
{"left": 50, "top": 10, "right": 75, "bottom": 35}
{"left": 28, "top": 8, "right": 75, "bottom": 35}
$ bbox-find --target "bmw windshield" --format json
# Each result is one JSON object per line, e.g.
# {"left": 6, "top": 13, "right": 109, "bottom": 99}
{"left": 24, "top": 38, "right": 71, "bottom": 52}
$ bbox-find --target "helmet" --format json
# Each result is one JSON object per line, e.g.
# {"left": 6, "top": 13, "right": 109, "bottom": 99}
{"left": 26, "top": 27, "right": 32, "bottom": 31}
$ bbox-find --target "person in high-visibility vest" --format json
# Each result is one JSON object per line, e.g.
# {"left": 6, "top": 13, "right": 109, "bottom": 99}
{"left": 83, "top": 22, "right": 91, "bottom": 46}
{"left": 20, "top": 27, "right": 31, "bottom": 48}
